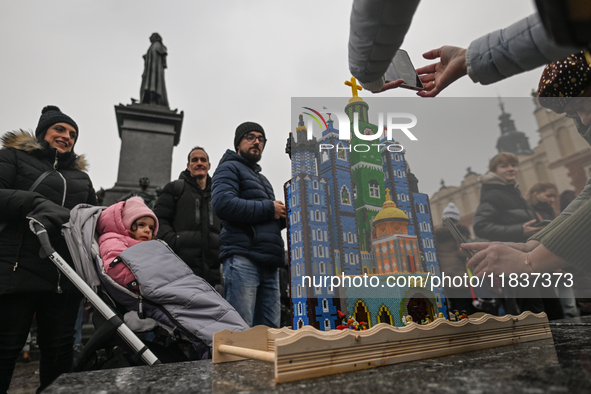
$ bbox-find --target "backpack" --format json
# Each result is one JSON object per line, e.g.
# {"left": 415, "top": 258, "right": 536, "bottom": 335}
{"left": 171, "top": 179, "right": 184, "bottom": 203}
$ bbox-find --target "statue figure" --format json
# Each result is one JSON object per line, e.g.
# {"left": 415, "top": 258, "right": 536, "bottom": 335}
{"left": 140, "top": 33, "right": 169, "bottom": 107}
{"left": 119, "top": 177, "right": 158, "bottom": 209}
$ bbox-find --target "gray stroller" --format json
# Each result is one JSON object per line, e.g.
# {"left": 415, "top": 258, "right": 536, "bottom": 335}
{"left": 32, "top": 203, "right": 248, "bottom": 371}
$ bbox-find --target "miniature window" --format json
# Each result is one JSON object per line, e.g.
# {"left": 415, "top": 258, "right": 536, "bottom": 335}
{"left": 313, "top": 180, "right": 319, "bottom": 189}
{"left": 319, "top": 262, "right": 326, "bottom": 274}
{"left": 298, "top": 302, "right": 303, "bottom": 316}
{"left": 350, "top": 253, "right": 355, "bottom": 265}
{"left": 322, "top": 299, "right": 329, "bottom": 312}
{"left": 353, "top": 183, "right": 357, "bottom": 199}
{"left": 324, "top": 319, "right": 331, "bottom": 330}
{"left": 337, "top": 143, "right": 347, "bottom": 160}
{"left": 314, "top": 193, "right": 320, "bottom": 204}
{"left": 317, "top": 229, "right": 323, "bottom": 241}
{"left": 296, "top": 263, "right": 301, "bottom": 277}
{"left": 321, "top": 151, "right": 329, "bottom": 163}
{"left": 318, "top": 247, "right": 324, "bottom": 258}
{"left": 297, "top": 285, "right": 302, "bottom": 298}
{"left": 419, "top": 204, "right": 425, "bottom": 214}
{"left": 291, "top": 195, "right": 297, "bottom": 207}
{"left": 341, "top": 186, "right": 351, "bottom": 205}
{"left": 348, "top": 233, "right": 353, "bottom": 243}
{"left": 394, "top": 153, "right": 399, "bottom": 161}
{"left": 315, "top": 210, "right": 321, "bottom": 221}
{"left": 369, "top": 181, "right": 380, "bottom": 198}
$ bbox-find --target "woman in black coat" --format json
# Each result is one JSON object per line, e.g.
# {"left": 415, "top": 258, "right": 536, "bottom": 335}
{"left": 527, "top": 182, "right": 558, "bottom": 221}
{"left": 472, "top": 153, "right": 545, "bottom": 316}
{"left": 473, "top": 153, "right": 542, "bottom": 243}
{"left": 0, "top": 106, "right": 96, "bottom": 393}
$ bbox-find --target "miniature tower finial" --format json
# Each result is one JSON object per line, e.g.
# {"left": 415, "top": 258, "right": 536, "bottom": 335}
{"left": 385, "top": 188, "right": 391, "bottom": 202}
{"left": 498, "top": 95, "right": 505, "bottom": 114}
{"left": 345, "top": 77, "right": 363, "bottom": 97}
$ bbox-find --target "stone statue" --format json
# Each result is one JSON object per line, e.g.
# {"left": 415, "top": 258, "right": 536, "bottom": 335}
{"left": 119, "top": 177, "right": 158, "bottom": 209}
{"left": 140, "top": 33, "right": 169, "bottom": 107}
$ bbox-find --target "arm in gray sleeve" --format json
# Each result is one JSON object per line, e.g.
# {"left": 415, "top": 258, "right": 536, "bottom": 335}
{"left": 348, "top": 0, "right": 420, "bottom": 92}
{"left": 467, "top": 13, "right": 579, "bottom": 85}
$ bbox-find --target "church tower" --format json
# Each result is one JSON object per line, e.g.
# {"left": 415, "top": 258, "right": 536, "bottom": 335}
{"left": 496, "top": 98, "right": 534, "bottom": 155}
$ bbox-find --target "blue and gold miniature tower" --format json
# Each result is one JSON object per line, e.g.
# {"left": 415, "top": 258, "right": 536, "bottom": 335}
{"left": 287, "top": 91, "right": 447, "bottom": 329}
{"left": 286, "top": 115, "right": 339, "bottom": 330}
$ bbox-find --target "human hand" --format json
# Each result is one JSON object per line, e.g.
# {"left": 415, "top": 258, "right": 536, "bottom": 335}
{"left": 463, "top": 240, "right": 541, "bottom": 254}
{"left": 376, "top": 79, "right": 405, "bottom": 93}
{"left": 273, "top": 200, "right": 286, "bottom": 219}
{"left": 522, "top": 219, "right": 544, "bottom": 237}
{"left": 26, "top": 198, "right": 71, "bottom": 236}
{"left": 465, "top": 243, "right": 529, "bottom": 277}
{"left": 415, "top": 46, "right": 468, "bottom": 98}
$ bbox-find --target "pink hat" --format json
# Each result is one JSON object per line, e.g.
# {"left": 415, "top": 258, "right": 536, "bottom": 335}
{"left": 121, "top": 197, "right": 159, "bottom": 236}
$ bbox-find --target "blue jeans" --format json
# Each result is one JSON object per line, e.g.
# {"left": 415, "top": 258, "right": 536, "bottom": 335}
{"left": 223, "top": 255, "right": 280, "bottom": 328}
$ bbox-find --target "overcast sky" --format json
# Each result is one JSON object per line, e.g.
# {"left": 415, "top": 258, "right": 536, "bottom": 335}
{"left": 0, "top": 1, "right": 545, "bottom": 199}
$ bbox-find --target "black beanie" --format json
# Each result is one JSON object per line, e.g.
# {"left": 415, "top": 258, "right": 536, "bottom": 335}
{"left": 35, "top": 105, "right": 79, "bottom": 142}
{"left": 234, "top": 121, "right": 265, "bottom": 150}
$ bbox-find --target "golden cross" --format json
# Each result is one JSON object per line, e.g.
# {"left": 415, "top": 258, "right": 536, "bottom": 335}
{"left": 345, "top": 77, "right": 363, "bottom": 97}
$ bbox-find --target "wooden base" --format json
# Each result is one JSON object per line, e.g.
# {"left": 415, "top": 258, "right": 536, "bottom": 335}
{"left": 213, "top": 312, "right": 552, "bottom": 383}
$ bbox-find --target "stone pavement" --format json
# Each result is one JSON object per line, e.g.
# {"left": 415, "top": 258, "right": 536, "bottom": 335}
{"left": 8, "top": 361, "right": 39, "bottom": 394}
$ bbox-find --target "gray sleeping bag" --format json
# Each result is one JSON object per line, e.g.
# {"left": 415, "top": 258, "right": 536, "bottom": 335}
{"left": 115, "top": 240, "right": 248, "bottom": 347}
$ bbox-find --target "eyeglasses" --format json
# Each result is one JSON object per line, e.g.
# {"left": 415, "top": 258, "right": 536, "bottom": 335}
{"left": 244, "top": 133, "right": 266, "bottom": 144}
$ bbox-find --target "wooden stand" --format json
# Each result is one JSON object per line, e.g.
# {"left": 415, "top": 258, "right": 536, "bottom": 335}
{"left": 213, "top": 312, "right": 552, "bottom": 383}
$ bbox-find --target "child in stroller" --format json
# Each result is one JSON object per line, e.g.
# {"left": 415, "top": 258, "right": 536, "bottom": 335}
{"left": 97, "top": 197, "right": 158, "bottom": 294}
{"left": 69, "top": 200, "right": 248, "bottom": 367}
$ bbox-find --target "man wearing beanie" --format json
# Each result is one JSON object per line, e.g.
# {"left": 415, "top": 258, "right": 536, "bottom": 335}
{"left": 212, "top": 122, "right": 286, "bottom": 328}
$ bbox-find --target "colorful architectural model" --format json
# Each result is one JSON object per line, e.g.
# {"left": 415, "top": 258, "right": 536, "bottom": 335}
{"left": 285, "top": 96, "right": 447, "bottom": 330}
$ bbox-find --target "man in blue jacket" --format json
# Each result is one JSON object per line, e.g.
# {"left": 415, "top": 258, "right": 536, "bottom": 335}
{"left": 212, "top": 122, "right": 286, "bottom": 328}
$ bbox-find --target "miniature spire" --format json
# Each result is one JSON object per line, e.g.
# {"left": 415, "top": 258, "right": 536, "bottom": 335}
{"left": 498, "top": 95, "right": 505, "bottom": 114}
{"left": 345, "top": 77, "right": 363, "bottom": 97}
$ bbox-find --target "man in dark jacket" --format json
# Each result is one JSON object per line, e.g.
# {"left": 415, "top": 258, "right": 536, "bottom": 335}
{"left": 153, "top": 147, "right": 221, "bottom": 287}
{"left": 212, "top": 122, "right": 286, "bottom": 328}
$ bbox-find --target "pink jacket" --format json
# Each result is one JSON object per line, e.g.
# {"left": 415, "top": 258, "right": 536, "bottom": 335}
{"left": 97, "top": 201, "right": 142, "bottom": 293}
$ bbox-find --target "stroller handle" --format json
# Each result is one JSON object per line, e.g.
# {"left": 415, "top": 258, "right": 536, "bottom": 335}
{"left": 28, "top": 219, "right": 160, "bottom": 366}
{"left": 29, "top": 220, "right": 55, "bottom": 258}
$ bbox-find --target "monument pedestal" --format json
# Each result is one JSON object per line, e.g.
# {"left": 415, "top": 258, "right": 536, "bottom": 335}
{"left": 102, "top": 103, "right": 183, "bottom": 206}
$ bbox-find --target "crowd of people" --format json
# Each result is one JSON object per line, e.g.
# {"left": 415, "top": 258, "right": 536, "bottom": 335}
{"left": 0, "top": 110, "right": 284, "bottom": 392}
{"left": 1, "top": 1, "right": 590, "bottom": 392}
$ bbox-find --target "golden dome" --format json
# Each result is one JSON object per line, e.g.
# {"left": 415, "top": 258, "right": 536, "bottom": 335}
{"left": 374, "top": 189, "right": 409, "bottom": 222}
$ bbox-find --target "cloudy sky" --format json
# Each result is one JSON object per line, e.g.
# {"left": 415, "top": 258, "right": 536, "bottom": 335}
{"left": 0, "top": 1, "right": 545, "bottom": 199}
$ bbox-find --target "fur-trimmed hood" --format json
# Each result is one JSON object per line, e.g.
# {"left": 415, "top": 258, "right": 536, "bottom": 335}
{"left": 1, "top": 129, "right": 88, "bottom": 171}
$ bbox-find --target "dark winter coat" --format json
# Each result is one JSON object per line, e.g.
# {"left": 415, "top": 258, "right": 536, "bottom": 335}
{"left": 472, "top": 173, "right": 536, "bottom": 243}
{"left": 153, "top": 171, "right": 221, "bottom": 285}
{"left": 211, "top": 150, "right": 285, "bottom": 268}
{"left": 434, "top": 225, "right": 471, "bottom": 279}
{"left": 531, "top": 201, "right": 555, "bottom": 221}
{"left": 0, "top": 130, "right": 96, "bottom": 294}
